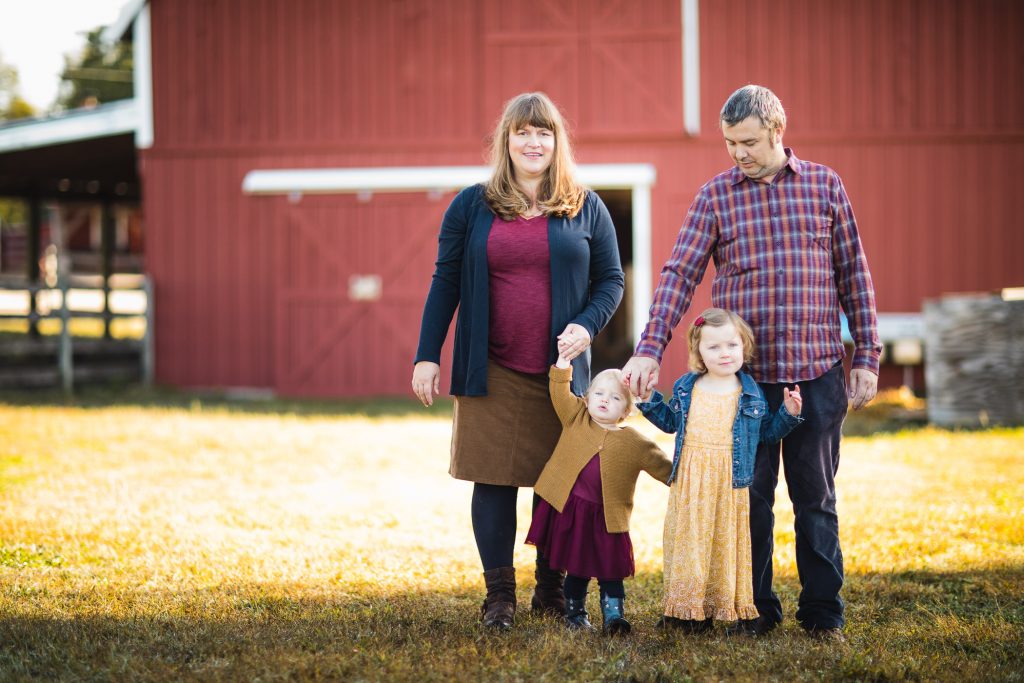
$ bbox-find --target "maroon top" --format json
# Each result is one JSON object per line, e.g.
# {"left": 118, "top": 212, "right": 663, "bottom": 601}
{"left": 487, "top": 214, "right": 552, "bottom": 373}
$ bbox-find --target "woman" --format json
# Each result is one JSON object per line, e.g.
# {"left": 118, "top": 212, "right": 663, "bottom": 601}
{"left": 412, "top": 92, "right": 624, "bottom": 630}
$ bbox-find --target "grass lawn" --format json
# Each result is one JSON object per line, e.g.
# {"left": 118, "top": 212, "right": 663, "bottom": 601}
{"left": 0, "top": 395, "right": 1021, "bottom": 681}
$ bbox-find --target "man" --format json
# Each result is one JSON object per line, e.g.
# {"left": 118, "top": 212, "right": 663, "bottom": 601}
{"left": 623, "top": 85, "right": 880, "bottom": 641}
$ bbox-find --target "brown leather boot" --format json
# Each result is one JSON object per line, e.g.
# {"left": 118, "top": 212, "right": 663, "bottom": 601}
{"left": 480, "top": 566, "right": 516, "bottom": 630}
{"left": 530, "top": 556, "right": 566, "bottom": 616}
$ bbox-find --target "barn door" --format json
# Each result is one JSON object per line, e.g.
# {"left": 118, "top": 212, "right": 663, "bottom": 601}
{"left": 482, "top": 0, "right": 681, "bottom": 136}
{"left": 273, "top": 193, "right": 451, "bottom": 397}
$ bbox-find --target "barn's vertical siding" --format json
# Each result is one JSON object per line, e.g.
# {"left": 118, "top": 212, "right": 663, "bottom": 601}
{"left": 142, "top": 0, "right": 1024, "bottom": 395}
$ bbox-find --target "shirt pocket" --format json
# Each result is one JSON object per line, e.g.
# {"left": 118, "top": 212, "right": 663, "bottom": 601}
{"left": 741, "top": 401, "right": 767, "bottom": 421}
{"left": 790, "top": 205, "right": 834, "bottom": 281}
{"left": 741, "top": 401, "right": 767, "bottom": 442}
{"left": 717, "top": 216, "right": 762, "bottom": 277}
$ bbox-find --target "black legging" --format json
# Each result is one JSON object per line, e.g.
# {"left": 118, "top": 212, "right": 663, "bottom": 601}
{"left": 564, "top": 575, "right": 625, "bottom": 600}
{"left": 471, "top": 483, "right": 547, "bottom": 570}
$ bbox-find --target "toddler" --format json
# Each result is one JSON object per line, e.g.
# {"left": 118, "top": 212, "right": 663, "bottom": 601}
{"left": 526, "top": 348, "right": 673, "bottom": 634}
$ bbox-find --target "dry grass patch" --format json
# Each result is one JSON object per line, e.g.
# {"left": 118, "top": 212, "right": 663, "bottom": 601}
{"left": 1, "top": 399, "right": 1022, "bottom": 681}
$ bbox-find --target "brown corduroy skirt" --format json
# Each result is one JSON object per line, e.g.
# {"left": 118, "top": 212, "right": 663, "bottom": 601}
{"left": 450, "top": 360, "right": 563, "bottom": 487}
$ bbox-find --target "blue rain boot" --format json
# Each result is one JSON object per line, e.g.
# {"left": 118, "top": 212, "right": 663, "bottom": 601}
{"left": 564, "top": 596, "right": 594, "bottom": 631}
{"left": 600, "top": 594, "right": 632, "bottom": 635}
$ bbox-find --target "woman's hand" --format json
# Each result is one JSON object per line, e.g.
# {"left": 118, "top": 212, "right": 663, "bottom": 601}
{"left": 412, "top": 361, "right": 441, "bottom": 407}
{"left": 783, "top": 385, "right": 803, "bottom": 415}
{"left": 556, "top": 323, "right": 591, "bottom": 362}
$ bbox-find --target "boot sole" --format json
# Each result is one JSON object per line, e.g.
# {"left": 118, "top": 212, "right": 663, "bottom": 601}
{"left": 482, "top": 619, "right": 514, "bottom": 630}
{"left": 603, "top": 620, "right": 632, "bottom": 636}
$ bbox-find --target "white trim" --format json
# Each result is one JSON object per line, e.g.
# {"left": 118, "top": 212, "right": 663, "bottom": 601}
{"left": 102, "top": 0, "right": 148, "bottom": 45}
{"left": 682, "top": 0, "right": 700, "bottom": 136}
{"left": 242, "top": 163, "right": 657, "bottom": 346}
{"left": 242, "top": 164, "right": 656, "bottom": 195}
{"left": 133, "top": 3, "right": 154, "bottom": 149}
{"left": 0, "top": 99, "right": 139, "bottom": 153}
{"left": 877, "top": 313, "right": 924, "bottom": 343}
{"left": 630, "top": 185, "right": 654, "bottom": 347}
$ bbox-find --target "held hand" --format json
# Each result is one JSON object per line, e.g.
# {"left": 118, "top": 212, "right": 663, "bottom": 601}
{"left": 783, "top": 385, "right": 803, "bottom": 415}
{"left": 849, "top": 368, "right": 878, "bottom": 411}
{"left": 622, "top": 355, "right": 660, "bottom": 400}
{"left": 411, "top": 361, "right": 441, "bottom": 407}
{"left": 556, "top": 323, "right": 591, "bottom": 362}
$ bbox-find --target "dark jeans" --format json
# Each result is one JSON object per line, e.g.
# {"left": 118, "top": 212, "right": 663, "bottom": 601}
{"left": 750, "top": 362, "right": 847, "bottom": 630}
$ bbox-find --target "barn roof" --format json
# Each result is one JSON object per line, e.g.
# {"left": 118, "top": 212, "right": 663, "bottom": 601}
{"left": 0, "top": 0, "right": 150, "bottom": 202}
{"left": 101, "top": 0, "right": 147, "bottom": 45}
{"left": 0, "top": 100, "right": 140, "bottom": 200}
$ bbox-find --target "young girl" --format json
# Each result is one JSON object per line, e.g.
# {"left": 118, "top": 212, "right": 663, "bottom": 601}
{"left": 638, "top": 308, "right": 803, "bottom": 635}
{"left": 526, "top": 348, "right": 673, "bottom": 634}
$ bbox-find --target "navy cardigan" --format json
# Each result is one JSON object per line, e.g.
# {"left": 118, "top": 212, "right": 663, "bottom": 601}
{"left": 414, "top": 184, "right": 624, "bottom": 397}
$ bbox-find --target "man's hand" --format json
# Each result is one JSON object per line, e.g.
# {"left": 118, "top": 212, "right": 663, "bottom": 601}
{"left": 622, "top": 355, "right": 660, "bottom": 400}
{"left": 848, "top": 368, "right": 878, "bottom": 410}
{"left": 412, "top": 361, "right": 441, "bottom": 407}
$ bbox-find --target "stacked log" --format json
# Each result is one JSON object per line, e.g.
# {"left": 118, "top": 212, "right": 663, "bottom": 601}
{"left": 924, "top": 293, "right": 1024, "bottom": 427}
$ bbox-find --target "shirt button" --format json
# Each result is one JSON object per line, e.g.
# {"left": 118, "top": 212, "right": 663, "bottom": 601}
{"left": 777, "top": 268, "right": 784, "bottom": 274}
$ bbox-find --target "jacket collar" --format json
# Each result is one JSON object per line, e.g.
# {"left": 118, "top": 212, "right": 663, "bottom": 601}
{"left": 738, "top": 370, "right": 761, "bottom": 397}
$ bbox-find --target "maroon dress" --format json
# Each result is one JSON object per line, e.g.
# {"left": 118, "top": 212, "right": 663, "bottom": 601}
{"left": 526, "top": 453, "right": 635, "bottom": 580}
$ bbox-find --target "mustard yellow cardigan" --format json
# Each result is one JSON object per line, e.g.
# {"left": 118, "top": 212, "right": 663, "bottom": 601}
{"left": 533, "top": 365, "right": 673, "bottom": 533}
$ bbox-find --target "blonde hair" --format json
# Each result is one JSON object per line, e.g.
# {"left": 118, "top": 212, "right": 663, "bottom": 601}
{"left": 687, "top": 307, "right": 756, "bottom": 373}
{"left": 586, "top": 368, "right": 635, "bottom": 420}
{"left": 484, "top": 92, "right": 587, "bottom": 220}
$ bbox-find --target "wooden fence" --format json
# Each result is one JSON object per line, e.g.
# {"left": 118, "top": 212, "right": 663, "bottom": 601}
{"left": 0, "top": 274, "right": 153, "bottom": 392}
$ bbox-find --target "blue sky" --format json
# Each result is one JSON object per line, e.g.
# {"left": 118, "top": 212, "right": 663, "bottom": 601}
{"left": 0, "top": 0, "right": 128, "bottom": 111}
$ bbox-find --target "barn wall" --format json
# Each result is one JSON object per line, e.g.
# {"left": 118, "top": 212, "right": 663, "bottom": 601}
{"left": 143, "top": 0, "right": 1024, "bottom": 395}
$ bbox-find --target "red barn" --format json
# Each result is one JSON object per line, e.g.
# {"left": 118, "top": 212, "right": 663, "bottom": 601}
{"left": 3, "top": 0, "right": 1022, "bottom": 397}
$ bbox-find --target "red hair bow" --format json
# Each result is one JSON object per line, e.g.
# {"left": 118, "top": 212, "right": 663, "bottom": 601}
{"left": 693, "top": 315, "right": 706, "bottom": 327}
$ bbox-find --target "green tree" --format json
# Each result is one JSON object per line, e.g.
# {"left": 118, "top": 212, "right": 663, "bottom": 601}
{"left": 56, "top": 28, "right": 133, "bottom": 110}
{"left": 0, "top": 50, "right": 36, "bottom": 121}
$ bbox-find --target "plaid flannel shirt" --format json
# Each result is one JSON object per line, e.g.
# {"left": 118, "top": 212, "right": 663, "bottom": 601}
{"left": 636, "top": 149, "right": 880, "bottom": 384}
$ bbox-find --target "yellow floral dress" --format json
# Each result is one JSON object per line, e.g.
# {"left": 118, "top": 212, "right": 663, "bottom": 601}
{"left": 662, "top": 385, "right": 759, "bottom": 621}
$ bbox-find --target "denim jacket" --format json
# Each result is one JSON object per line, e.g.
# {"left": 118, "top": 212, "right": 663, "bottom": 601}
{"left": 637, "top": 371, "right": 803, "bottom": 488}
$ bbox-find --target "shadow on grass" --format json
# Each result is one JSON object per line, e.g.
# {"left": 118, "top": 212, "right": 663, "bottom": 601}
{"left": 0, "top": 384, "right": 453, "bottom": 420}
{"left": 2, "top": 567, "right": 1022, "bottom": 682}
{"left": 0, "top": 384, "right": 911, "bottom": 432}
{"left": 3, "top": 384, "right": 1018, "bottom": 433}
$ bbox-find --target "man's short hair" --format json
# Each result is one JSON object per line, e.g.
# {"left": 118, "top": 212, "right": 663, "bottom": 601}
{"left": 720, "top": 85, "right": 787, "bottom": 134}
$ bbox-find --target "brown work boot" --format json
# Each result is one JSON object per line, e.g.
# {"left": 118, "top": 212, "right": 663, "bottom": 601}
{"left": 480, "top": 566, "right": 517, "bottom": 630}
{"left": 530, "top": 556, "right": 566, "bottom": 616}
